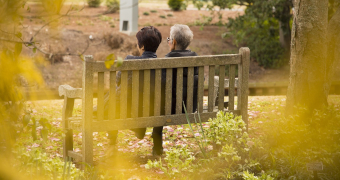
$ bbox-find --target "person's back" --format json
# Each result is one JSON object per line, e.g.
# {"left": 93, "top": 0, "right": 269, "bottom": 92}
{"left": 154, "top": 24, "right": 199, "bottom": 155}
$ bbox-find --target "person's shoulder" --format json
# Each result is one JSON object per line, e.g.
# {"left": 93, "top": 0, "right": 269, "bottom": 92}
{"left": 165, "top": 50, "right": 198, "bottom": 57}
{"left": 125, "top": 55, "right": 142, "bottom": 60}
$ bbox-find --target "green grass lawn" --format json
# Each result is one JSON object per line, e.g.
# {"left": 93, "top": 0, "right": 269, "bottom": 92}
{"left": 14, "top": 95, "right": 340, "bottom": 179}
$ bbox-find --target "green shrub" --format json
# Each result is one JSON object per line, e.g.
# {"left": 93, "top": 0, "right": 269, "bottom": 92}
{"left": 143, "top": 12, "right": 149, "bottom": 16}
{"left": 193, "top": 0, "right": 205, "bottom": 10}
{"left": 225, "top": 0, "right": 291, "bottom": 68}
{"left": 150, "top": 10, "right": 157, "bottom": 13}
{"left": 159, "top": 15, "right": 166, "bottom": 19}
{"left": 106, "top": 0, "right": 119, "bottom": 13}
{"left": 167, "top": 13, "right": 173, "bottom": 17}
{"left": 146, "top": 146, "right": 195, "bottom": 178}
{"left": 87, "top": 0, "right": 101, "bottom": 7}
{"left": 260, "top": 105, "right": 340, "bottom": 179}
{"left": 168, "top": 0, "right": 184, "bottom": 11}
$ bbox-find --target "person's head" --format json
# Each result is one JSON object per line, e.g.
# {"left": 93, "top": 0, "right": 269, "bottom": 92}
{"left": 136, "top": 26, "right": 162, "bottom": 54}
{"left": 167, "top": 24, "right": 193, "bottom": 51}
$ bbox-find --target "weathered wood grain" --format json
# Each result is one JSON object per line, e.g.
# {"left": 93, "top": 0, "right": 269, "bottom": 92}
{"left": 97, "top": 72, "right": 104, "bottom": 121}
{"left": 198, "top": 66, "right": 204, "bottom": 113}
{"left": 229, "top": 65, "right": 236, "bottom": 110}
{"left": 238, "top": 48, "right": 250, "bottom": 128}
{"left": 132, "top": 70, "right": 139, "bottom": 118}
{"left": 82, "top": 61, "right": 94, "bottom": 166}
{"left": 120, "top": 71, "right": 128, "bottom": 119}
{"left": 108, "top": 72, "right": 116, "bottom": 120}
{"left": 68, "top": 150, "right": 82, "bottom": 162}
{"left": 91, "top": 55, "right": 241, "bottom": 72}
{"left": 143, "top": 70, "right": 151, "bottom": 117}
{"left": 187, "top": 67, "right": 194, "bottom": 113}
{"left": 62, "top": 97, "right": 74, "bottom": 161}
{"left": 208, "top": 66, "right": 215, "bottom": 112}
{"left": 176, "top": 68, "right": 183, "bottom": 114}
{"left": 218, "top": 65, "right": 225, "bottom": 110}
{"left": 154, "top": 69, "right": 162, "bottom": 116}
{"left": 91, "top": 110, "right": 240, "bottom": 131}
{"left": 165, "top": 68, "right": 173, "bottom": 115}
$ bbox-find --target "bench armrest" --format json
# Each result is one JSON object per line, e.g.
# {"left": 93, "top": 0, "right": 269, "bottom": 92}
{"left": 59, "top": 85, "right": 82, "bottom": 99}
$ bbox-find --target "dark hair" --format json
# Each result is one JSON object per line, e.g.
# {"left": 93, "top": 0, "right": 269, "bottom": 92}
{"left": 136, "top": 26, "right": 162, "bottom": 52}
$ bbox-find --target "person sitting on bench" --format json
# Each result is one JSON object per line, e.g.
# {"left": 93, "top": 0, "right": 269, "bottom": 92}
{"left": 152, "top": 24, "right": 199, "bottom": 156}
{"left": 94, "top": 26, "right": 162, "bottom": 155}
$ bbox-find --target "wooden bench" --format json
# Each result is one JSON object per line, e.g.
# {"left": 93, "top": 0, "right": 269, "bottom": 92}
{"left": 59, "top": 47, "right": 250, "bottom": 167}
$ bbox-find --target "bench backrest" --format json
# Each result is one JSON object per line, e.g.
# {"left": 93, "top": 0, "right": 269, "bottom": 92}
{"left": 82, "top": 48, "right": 249, "bottom": 132}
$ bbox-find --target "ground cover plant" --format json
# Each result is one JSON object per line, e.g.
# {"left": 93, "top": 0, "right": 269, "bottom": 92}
{"left": 7, "top": 96, "right": 339, "bottom": 179}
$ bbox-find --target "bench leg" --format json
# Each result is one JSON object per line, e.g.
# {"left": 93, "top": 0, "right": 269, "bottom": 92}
{"left": 62, "top": 97, "right": 75, "bottom": 161}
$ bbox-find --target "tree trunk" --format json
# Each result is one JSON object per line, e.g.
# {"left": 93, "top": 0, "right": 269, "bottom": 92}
{"left": 326, "top": 5, "right": 340, "bottom": 97}
{"left": 286, "top": 0, "right": 329, "bottom": 114}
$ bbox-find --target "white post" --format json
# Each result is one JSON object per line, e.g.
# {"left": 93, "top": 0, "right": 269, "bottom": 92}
{"left": 120, "top": 0, "right": 139, "bottom": 36}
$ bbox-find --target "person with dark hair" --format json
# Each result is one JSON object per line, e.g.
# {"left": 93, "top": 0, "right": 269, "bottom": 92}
{"left": 96, "top": 26, "right": 162, "bottom": 155}
{"left": 152, "top": 24, "right": 199, "bottom": 156}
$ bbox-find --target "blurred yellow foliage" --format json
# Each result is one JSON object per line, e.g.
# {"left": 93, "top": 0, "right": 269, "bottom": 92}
{"left": 0, "top": 0, "right": 66, "bottom": 179}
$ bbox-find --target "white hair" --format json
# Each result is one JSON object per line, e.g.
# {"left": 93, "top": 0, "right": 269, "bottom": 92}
{"left": 170, "top": 24, "right": 194, "bottom": 50}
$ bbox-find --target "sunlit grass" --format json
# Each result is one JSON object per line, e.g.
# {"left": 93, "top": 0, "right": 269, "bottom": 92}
{"left": 15, "top": 95, "right": 340, "bottom": 178}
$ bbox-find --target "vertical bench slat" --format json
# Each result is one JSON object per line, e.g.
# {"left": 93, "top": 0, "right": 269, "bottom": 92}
{"left": 131, "top": 70, "right": 140, "bottom": 118}
{"left": 208, "top": 66, "right": 215, "bottom": 112}
{"left": 228, "top": 65, "right": 236, "bottom": 110}
{"left": 238, "top": 48, "right": 250, "bottom": 128}
{"left": 197, "top": 67, "right": 204, "bottom": 113}
{"left": 218, "top": 66, "right": 225, "bottom": 110}
{"left": 154, "top": 69, "right": 162, "bottom": 116}
{"left": 176, "top": 68, "right": 183, "bottom": 114}
{"left": 165, "top": 68, "right": 173, "bottom": 115}
{"left": 82, "top": 61, "right": 94, "bottom": 166}
{"left": 187, "top": 67, "right": 194, "bottom": 113}
{"left": 108, "top": 71, "right": 116, "bottom": 120}
{"left": 97, "top": 72, "right": 104, "bottom": 121}
{"left": 120, "top": 71, "right": 128, "bottom": 119}
{"left": 143, "top": 70, "right": 151, "bottom": 117}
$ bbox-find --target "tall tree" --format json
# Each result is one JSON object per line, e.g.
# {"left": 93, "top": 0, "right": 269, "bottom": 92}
{"left": 286, "top": 0, "right": 340, "bottom": 114}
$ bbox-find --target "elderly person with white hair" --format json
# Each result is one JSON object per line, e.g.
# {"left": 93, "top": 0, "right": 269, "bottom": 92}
{"left": 152, "top": 24, "right": 199, "bottom": 156}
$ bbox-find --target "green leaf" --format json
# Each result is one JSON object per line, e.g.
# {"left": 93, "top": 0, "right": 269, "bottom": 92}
{"left": 79, "top": 54, "right": 84, "bottom": 61}
{"left": 114, "top": 57, "right": 124, "bottom": 67}
{"left": 41, "top": 128, "right": 48, "bottom": 141}
{"left": 14, "top": 43, "right": 22, "bottom": 57}
{"left": 23, "top": 114, "right": 31, "bottom": 128}
{"left": 15, "top": 32, "right": 22, "bottom": 39}
{"left": 32, "top": 47, "right": 37, "bottom": 53}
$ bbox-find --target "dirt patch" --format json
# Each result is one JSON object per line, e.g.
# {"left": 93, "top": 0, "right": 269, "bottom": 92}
{"left": 21, "top": 4, "right": 292, "bottom": 90}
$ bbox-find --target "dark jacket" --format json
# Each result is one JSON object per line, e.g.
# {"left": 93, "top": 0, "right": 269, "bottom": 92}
{"left": 162, "top": 50, "right": 199, "bottom": 114}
